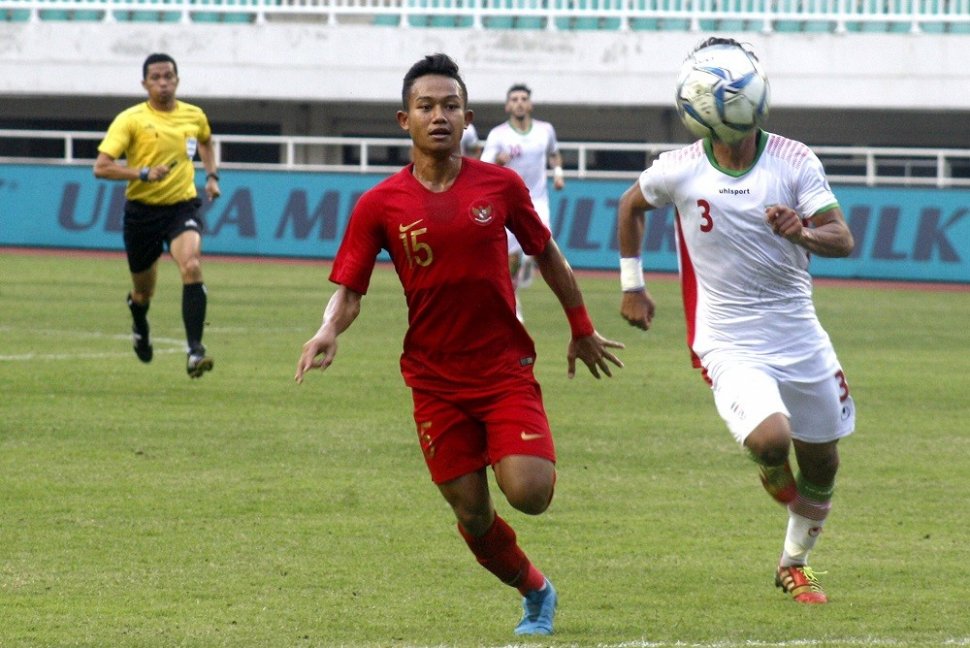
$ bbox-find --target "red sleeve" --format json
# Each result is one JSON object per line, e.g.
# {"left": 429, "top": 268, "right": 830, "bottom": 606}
{"left": 503, "top": 171, "right": 551, "bottom": 256}
{"left": 329, "top": 190, "right": 386, "bottom": 295}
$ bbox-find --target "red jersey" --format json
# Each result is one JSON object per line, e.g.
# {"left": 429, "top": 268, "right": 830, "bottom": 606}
{"left": 330, "top": 158, "right": 552, "bottom": 390}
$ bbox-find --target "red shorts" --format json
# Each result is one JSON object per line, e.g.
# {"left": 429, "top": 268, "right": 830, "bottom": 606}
{"left": 411, "top": 378, "right": 556, "bottom": 485}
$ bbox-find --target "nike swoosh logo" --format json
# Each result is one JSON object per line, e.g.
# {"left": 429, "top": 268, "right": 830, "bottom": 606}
{"left": 520, "top": 431, "right": 544, "bottom": 441}
{"left": 399, "top": 219, "right": 423, "bottom": 232}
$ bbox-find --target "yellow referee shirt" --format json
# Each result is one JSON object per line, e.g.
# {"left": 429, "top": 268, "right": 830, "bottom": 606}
{"left": 98, "top": 100, "right": 213, "bottom": 206}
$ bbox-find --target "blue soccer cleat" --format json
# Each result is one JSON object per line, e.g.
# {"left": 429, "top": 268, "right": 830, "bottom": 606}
{"left": 513, "top": 578, "right": 557, "bottom": 636}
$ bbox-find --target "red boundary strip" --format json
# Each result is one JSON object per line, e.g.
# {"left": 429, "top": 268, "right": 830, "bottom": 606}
{"left": 3, "top": 246, "right": 968, "bottom": 293}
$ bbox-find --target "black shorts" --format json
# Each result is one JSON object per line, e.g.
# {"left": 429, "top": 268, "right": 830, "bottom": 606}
{"left": 123, "top": 198, "right": 204, "bottom": 274}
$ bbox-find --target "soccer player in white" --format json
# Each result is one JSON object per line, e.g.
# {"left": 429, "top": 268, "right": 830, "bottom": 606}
{"left": 616, "top": 37, "right": 856, "bottom": 605}
{"left": 460, "top": 123, "right": 482, "bottom": 158}
{"left": 481, "top": 84, "right": 565, "bottom": 321}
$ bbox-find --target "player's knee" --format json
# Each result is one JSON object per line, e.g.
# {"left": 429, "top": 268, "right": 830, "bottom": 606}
{"left": 180, "top": 257, "right": 203, "bottom": 282}
{"left": 745, "top": 413, "right": 792, "bottom": 465}
{"left": 746, "top": 432, "right": 791, "bottom": 466}
{"left": 131, "top": 288, "right": 154, "bottom": 303}
{"left": 505, "top": 481, "right": 554, "bottom": 516}
{"left": 451, "top": 504, "right": 493, "bottom": 537}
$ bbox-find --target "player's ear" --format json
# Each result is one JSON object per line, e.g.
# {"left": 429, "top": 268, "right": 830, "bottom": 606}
{"left": 396, "top": 110, "right": 409, "bottom": 132}
{"left": 464, "top": 109, "right": 474, "bottom": 127}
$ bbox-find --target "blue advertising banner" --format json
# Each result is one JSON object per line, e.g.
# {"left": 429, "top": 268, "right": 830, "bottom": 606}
{"left": 1, "top": 164, "right": 968, "bottom": 283}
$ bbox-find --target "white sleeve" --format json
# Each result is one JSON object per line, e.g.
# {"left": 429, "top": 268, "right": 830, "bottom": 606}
{"left": 546, "top": 123, "right": 559, "bottom": 156}
{"left": 637, "top": 158, "right": 672, "bottom": 209}
{"left": 480, "top": 130, "right": 501, "bottom": 164}
{"left": 796, "top": 151, "right": 839, "bottom": 217}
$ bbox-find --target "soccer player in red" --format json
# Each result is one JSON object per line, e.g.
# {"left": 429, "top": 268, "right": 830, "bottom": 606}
{"left": 295, "top": 53, "right": 624, "bottom": 636}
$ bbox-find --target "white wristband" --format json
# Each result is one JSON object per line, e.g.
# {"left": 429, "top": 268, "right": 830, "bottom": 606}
{"left": 620, "top": 256, "right": 645, "bottom": 292}
{"left": 553, "top": 166, "right": 564, "bottom": 180}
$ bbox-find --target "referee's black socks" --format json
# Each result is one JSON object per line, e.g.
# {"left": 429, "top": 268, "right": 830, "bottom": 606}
{"left": 182, "top": 282, "right": 208, "bottom": 353}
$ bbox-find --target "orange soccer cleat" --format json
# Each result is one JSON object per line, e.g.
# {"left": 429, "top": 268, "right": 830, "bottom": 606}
{"left": 775, "top": 564, "right": 828, "bottom": 604}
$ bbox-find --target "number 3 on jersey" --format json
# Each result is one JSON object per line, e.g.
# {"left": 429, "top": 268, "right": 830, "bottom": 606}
{"left": 697, "top": 198, "right": 714, "bottom": 233}
{"left": 400, "top": 224, "right": 433, "bottom": 268}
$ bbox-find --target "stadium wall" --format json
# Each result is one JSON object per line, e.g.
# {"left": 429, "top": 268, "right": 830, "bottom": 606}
{"left": 1, "top": 23, "right": 969, "bottom": 147}
{"left": 0, "top": 23, "right": 965, "bottom": 109}
{"left": 1, "top": 164, "right": 967, "bottom": 283}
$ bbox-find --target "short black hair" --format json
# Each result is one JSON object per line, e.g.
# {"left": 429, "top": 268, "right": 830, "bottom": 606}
{"left": 143, "top": 53, "right": 178, "bottom": 80}
{"left": 401, "top": 53, "right": 468, "bottom": 110}
{"left": 507, "top": 83, "right": 532, "bottom": 98}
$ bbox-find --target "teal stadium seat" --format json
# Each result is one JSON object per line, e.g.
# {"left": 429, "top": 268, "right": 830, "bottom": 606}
{"left": 405, "top": 0, "right": 472, "bottom": 27}
{"left": 658, "top": 0, "right": 691, "bottom": 30}
{"left": 513, "top": 15, "right": 545, "bottom": 28}
{"left": 39, "top": 9, "right": 71, "bottom": 20}
{"left": 552, "top": 0, "right": 621, "bottom": 30}
{"left": 428, "top": 14, "right": 473, "bottom": 27}
{"left": 373, "top": 13, "right": 401, "bottom": 25}
{"left": 2, "top": 8, "right": 32, "bottom": 20}
{"left": 482, "top": 15, "right": 514, "bottom": 28}
{"left": 629, "top": 16, "right": 660, "bottom": 30}
{"left": 221, "top": 12, "right": 252, "bottom": 22}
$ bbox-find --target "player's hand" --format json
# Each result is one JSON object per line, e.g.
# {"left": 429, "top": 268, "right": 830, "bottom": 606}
{"left": 567, "top": 331, "right": 625, "bottom": 379}
{"left": 294, "top": 334, "right": 338, "bottom": 384}
{"left": 152, "top": 163, "right": 173, "bottom": 182}
{"left": 765, "top": 205, "right": 805, "bottom": 243}
{"left": 620, "top": 289, "right": 656, "bottom": 331}
{"left": 205, "top": 176, "right": 221, "bottom": 202}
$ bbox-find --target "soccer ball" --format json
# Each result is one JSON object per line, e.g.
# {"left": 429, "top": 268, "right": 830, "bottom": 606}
{"left": 676, "top": 42, "right": 770, "bottom": 144}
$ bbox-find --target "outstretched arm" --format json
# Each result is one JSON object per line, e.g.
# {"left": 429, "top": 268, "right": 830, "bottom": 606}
{"left": 532, "top": 238, "right": 624, "bottom": 379}
{"left": 294, "top": 285, "right": 363, "bottom": 384}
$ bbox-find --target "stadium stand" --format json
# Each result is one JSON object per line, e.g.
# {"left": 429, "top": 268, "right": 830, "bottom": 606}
{"left": 1, "top": 0, "right": 967, "bottom": 32}
{"left": 0, "top": 0, "right": 967, "bottom": 155}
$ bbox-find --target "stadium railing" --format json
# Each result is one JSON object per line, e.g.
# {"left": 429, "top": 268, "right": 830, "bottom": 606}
{"left": 0, "top": 0, "right": 968, "bottom": 33}
{"left": 2, "top": 128, "right": 970, "bottom": 187}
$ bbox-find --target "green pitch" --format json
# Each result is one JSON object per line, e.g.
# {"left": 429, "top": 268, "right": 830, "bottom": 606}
{"left": 1, "top": 250, "right": 968, "bottom": 647}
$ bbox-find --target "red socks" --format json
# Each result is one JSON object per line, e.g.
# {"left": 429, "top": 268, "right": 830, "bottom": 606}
{"left": 458, "top": 515, "right": 545, "bottom": 595}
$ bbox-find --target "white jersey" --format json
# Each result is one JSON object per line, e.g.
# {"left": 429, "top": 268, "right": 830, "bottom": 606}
{"left": 460, "top": 124, "right": 480, "bottom": 156}
{"left": 637, "top": 132, "right": 840, "bottom": 374}
{"left": 481, "top": 119, "right": 559, "bottom": 211}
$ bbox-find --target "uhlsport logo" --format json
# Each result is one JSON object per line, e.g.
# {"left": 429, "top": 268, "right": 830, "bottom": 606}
{"left": 468, "top": 201, "right": 494, "bottom": 226}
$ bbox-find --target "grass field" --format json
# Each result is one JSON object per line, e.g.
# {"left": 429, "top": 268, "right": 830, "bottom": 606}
{"left": 1, "top": 249, "right": 969, "bottom": 648}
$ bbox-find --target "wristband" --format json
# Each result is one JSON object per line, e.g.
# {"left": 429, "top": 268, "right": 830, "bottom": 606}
{"left": 620, "top": 256, "right": 645, "bottom": 292}
{"left": 206, "top": 172, "right": 220, "bottom": 181}
{"left": 553, "top": 166, "right": 564, "bottom": 180}
{"left": 565, "top": 304, "right": 594, "bottom": 339}
{"left": 139, "top": 167, "right": 150, "bottom": 182}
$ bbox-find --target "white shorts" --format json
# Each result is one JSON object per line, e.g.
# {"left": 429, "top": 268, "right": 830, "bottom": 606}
{"left": 507, "top": 198, "right": 551, "bottom": 255}
{"left": 706, "top": 351, "right": 856, "bottom": 445}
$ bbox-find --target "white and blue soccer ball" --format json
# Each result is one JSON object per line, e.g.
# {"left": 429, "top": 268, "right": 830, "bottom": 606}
{"left": 676, "top": 42, "right": 770, "bottom": 144}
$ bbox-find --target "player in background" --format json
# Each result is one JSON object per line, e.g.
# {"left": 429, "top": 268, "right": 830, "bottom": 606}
{"left": 615, "top": 37, "right": 856, "bottom": 604}
{"left": 481, "top": 84, "right": 565, "bottom": 321}
{"left": 295, "top": 53, "right": 623, "bottom": 636}
{"left": 460, "top": 122, "right": 483, "bottom": 158}
{"left": 94, "top": 52, "right": 220, "bottom": 378}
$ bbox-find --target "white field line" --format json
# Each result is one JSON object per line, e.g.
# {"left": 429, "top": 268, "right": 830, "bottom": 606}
{"left": 0, "top": 323, "right": 305, "bottom": 362}
{"left": 337, "top": 638, "right": 970, "bottom": 648}
{"left": 483, "top": 639, "right": 970, "bottom": 648}
{"left": 0, "top": 328, "right": 184, "bottom": 362}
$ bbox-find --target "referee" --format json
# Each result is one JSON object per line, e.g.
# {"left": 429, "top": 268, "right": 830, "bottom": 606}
{"left": 94, "top": 53, "right": 220, "bottom": 378}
